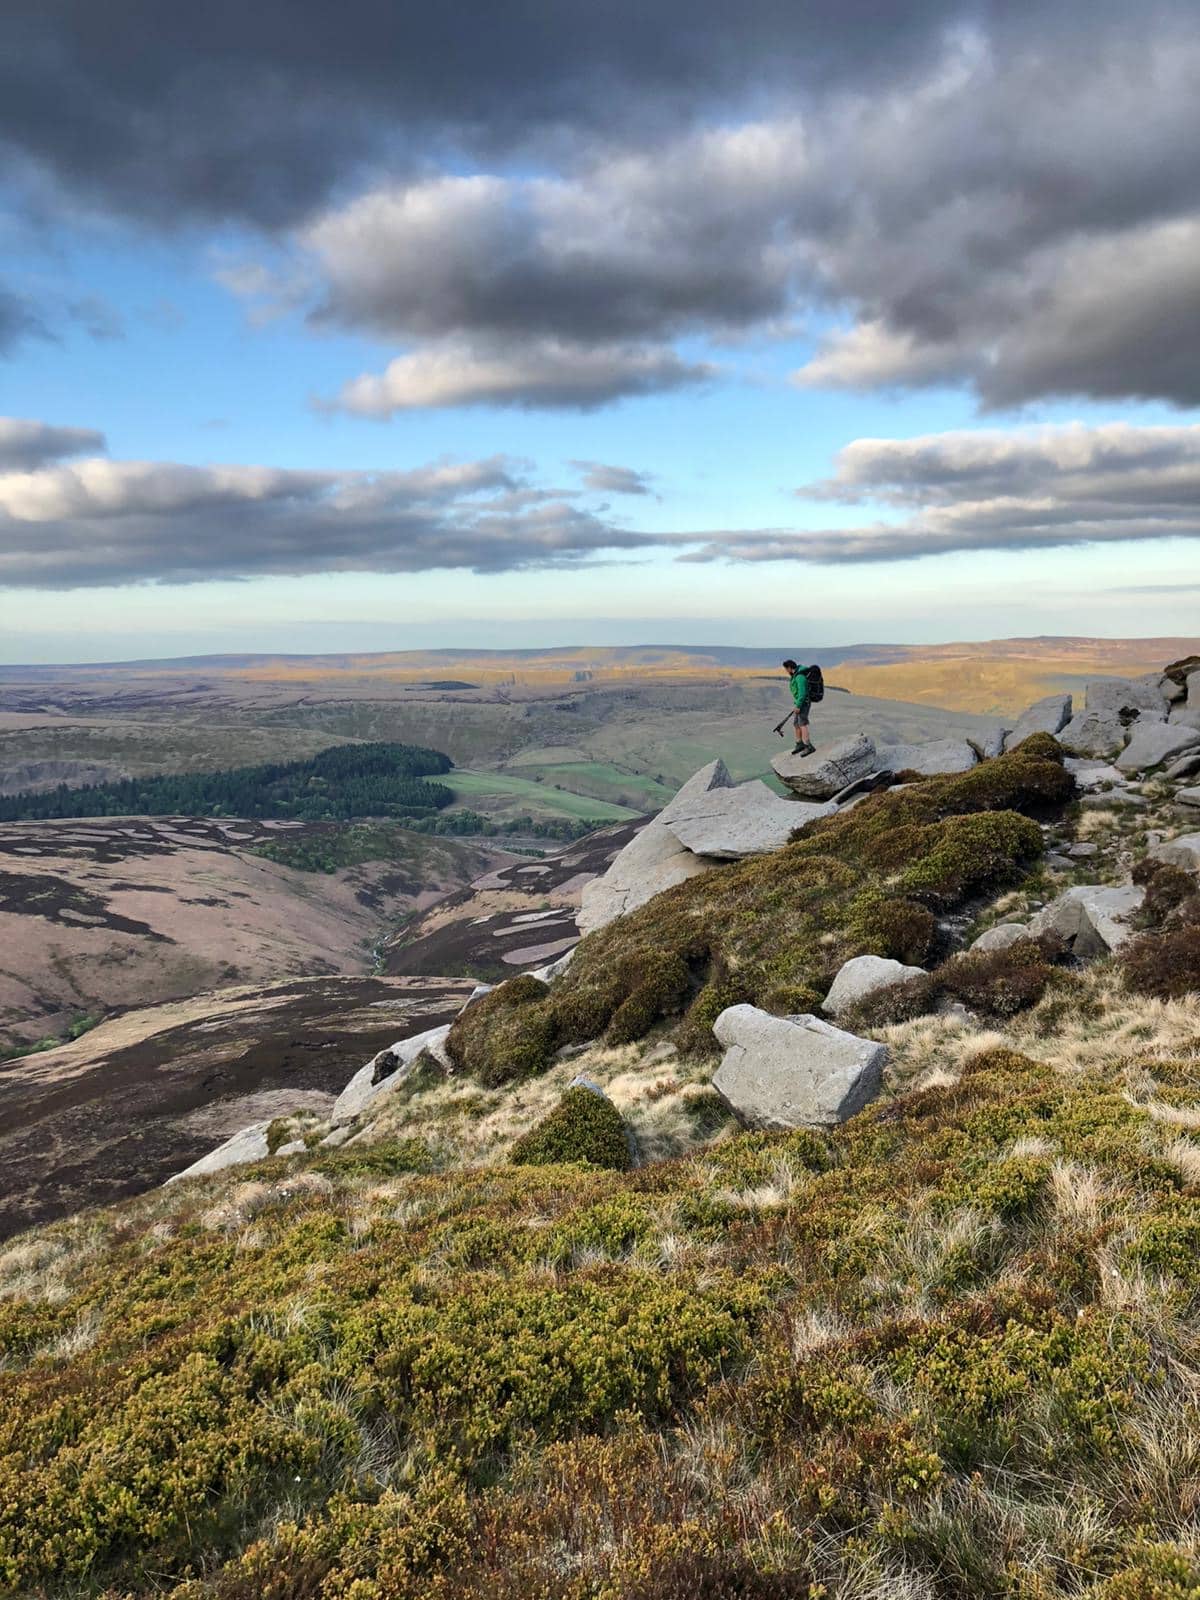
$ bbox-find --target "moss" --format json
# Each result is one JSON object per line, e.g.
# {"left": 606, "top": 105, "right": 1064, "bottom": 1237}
{"left": 510, "top": 1087, "right": 632, "bottom": 1171}
{"left": 446, "top": 976, "right": 556, "bottom": 1087}
{"left": 606, "top": 952, "right": 692, "bottom": 1046}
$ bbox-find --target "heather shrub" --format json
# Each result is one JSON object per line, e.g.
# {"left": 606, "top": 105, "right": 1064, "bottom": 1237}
{"left": 510, "top": 1087, "right": 632, "bottom": 1171}
{"left": 1121, "top": 926, "right": 1200, "bottom": 1001}
{"left": 1133, "top": 856, "right": 1199, "bottom": 927}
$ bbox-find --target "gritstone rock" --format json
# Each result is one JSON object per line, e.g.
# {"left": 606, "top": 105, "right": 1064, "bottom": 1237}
{"left": 529, "top": 947, "right": 576, "bottom": 983}
{"left": 711, "top": 1005, "right": 886, "bottom": 1128}
{"left": 1058, "top": 710, "right": 1127, "bottom": 759}
{"left": 1004, "top": 693, "right": 1072, "bottom": 750}
{"left": 1150, "top": 833, "right": 1200, "bottom": 874}
{"left": 1115, "top": 722, "right": 1200, "bottom": 775}
{"left": 661, "top": 780, "right": 834, "bottom": 858}
{"left": 1029, "top": 884, "right": 1146, "bottom": 956}
{"left": 970, "top": 922, "right": 1031, "bottom": 952}
{"left": 822, "top": 954, "right": 927, "bottom": 1018}
{"left": 1166, "top": 751, "right": 1200, "bottom": 781}
{"left": 1063, "top": 759, "right": 1127, "bottom": 792}
{"left": 1175, "top": 787, "right": 1200, "bottom": 810}
{"left": 773, "top": 733, "right": 878, "bottom": 800}
{"left": 968, "top": 726, "right": 1008, "bottom": 760}
{"left": 876, "top": 739, "right": 979, "bottom": 776}
{"left": 1085, "top": 675, "right": 1169, "bottom": 720}
{"left": 167, "top": 1122, "right": 271, "bottom": 1183}
{"left": 577, "top": 759, "right": 731, "bottom": 933}
{"left": 331, "top": 1022, "right": 452, "bottom": 1125}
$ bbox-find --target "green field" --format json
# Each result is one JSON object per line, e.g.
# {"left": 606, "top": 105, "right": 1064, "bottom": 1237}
{"left": 446, "top": 770, "right": 639, "bottom": 821}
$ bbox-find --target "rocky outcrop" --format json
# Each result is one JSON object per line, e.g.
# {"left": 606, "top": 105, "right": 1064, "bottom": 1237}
{"left": 1058, "top": 710, "right": 1127, "bottom": 759}
{"left": 330, "top": 1022, "right": 452, "bottom": 1125}
{"left": 1029, "top": 883, "right": 1146, "bottom": 956}
{"left": 876, "top": 739, "right": 978, "bottom": 777}
{"left": 1085, "top": 675, "right": 1169, "bottom": 721}
{"left": 661, "top": 780, "right": 834, "bottom": 859}
{"left": 712, "top": 1005, "right": 886, "bottom": 1129}
{"left": 1004, "top": 693, "right": 1072, "bottom": 750}
{"left": 773, "top": 734, "right": 878, "bottom": 799}
{"left": 578, "top": 759, "right": 731, "bottom": 933}
{"left": 1115, "top": 722, "right": 1200, "bottom": 775}
{"left": 167, "top": 1122, "right": 271, "bottom": 1182}
{"left": 822, "top": 954, "right": 927, "bottom": 1018}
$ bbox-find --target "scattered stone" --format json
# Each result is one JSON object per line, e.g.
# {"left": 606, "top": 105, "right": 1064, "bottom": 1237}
{"left": 876, "top": 739, "right": 978, "bottom": 777}
{"left": 578, "top": 759, "right": 731, "bottom": 933}
{"left": 1150, "top": 833, "right": 1200, "bottom": 874}
{"left": 773, "top": 734, "right": 878, "bottom": 800}
{"left": 713, "top": 1006, "right": 885, "bottom": 1129}
{"left": 1080, "top": 791, "right": 1149, "bottom": 811}
{"left": 1004, "top": 693, "right": 1072, "bottom": 749}
{"left": 330, "top": 1022, "right": 452, "bottom": 1125}
{"left": 1067, "top": 842, "right": 1099, "bottom": 859}
{"left": 1029, "top": 883, "right": 1146, "bottom": 956}
{"left": 1058, "top": 709, "right": 1127, "bottom": 759}
{"left": 661, "top": 779, "right": 834, "bottom": 859}
{"left": 822, "top": 954, "right": 927, "bottom": 1018}
{"left": 1045, "top": 852, "right": 1074, "bottom": 871}
{"left": 319, "top": 1125, "right": 354, "bottom": 1148}
{"left": 970, "top": 922, "right": 1030, "bottom": 952}
{"left": 275, "top": 1139, "right": 307, "bottom": 1158}
{"left": 1115, "top": 722, "right": 1200, "bottom": 775}
{"left": 167, "top": 1122, "right": 271, "bottom": 1183}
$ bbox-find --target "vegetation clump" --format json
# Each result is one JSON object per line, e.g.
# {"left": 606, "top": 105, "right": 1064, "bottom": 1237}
{"left": 510, "top": 1086, "right": 632, "bottom": 1170}
{"left": 852, "top": 933, "right": 1067, "bottom": 1026}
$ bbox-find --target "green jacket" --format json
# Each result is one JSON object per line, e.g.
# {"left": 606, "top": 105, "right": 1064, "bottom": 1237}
{"left": 789, "top": 667, "right": 810, "bottom": 707}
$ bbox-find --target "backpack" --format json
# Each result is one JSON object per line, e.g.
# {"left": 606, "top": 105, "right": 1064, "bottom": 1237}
{"left": 806, "top": 664, "right": 825, "bottom": 702}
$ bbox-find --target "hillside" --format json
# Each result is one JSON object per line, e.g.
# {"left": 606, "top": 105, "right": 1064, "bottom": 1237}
{"left": 2, "top": 663, "right": 1200, "bottom": 1596}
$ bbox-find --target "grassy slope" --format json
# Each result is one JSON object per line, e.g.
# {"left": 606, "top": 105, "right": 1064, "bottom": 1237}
{"left": 446, "top": 769, "right": 639, "bottom": 822}
{"left": 4, "top": 741, "right": 1200, "bottom": 1597}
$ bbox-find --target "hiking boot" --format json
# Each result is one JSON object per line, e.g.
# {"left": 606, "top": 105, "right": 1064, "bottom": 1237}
{"left": 799, "top": 742, "right": 816, "bottom": 758}
{"left": 791, "top": 741, "right": 805, "bottom": 754}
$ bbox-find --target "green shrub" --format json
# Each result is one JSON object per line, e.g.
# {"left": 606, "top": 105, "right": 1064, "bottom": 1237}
{"left": 446, "top": 976, "right": 556, "bottom": 1087}
{"left": 510, "top": 1087, "right": 632, "bottom": 1171}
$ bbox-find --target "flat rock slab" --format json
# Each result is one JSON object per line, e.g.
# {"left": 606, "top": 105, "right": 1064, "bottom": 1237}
{"left": 1005, "top": 693, "right": 1072, "bottom": 749}
{"left": 822, "top": 954, "right": 927, "bottom": 1017}
{"left": 712, "top": 1004, "right": 886, "bottom": 1128}
{"left": 168, "top": 1121, "right": 271, "bottom": 1183}
{"left": 1116, "top": 722, "right": 1200, "bottom": 774}
{"left": 1151, "top": 833, "right": 1200, "bottom": 874}
{"left": 1064, "top": 759, "right": 1127, "bottom": 792}
{"left": 662, "top": 780, "right": 834, "bottom": 858}
{"left": 773, "top": 734, "right": 877, "bottom": 800}
{"left": 331, "top": 1022, "right": 452, "bottom": 1125}
{"left": 1030, "top": 883, "right": 1146, "bottom": 956}
{"left": 578, "top": 759, "right": 732, "bottom": 933}
{"left": 876, "top": 738, "right": 978, "bottom": 777}
{"left": 1166, "top": 752, "right": 1200, "bottom": 781}
{"left": 1175, "top": 788, "right": 1200, "bottom": 810}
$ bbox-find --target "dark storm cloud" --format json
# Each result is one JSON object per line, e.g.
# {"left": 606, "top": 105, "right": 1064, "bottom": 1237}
{"left": 0, "top": 0, "right": 982, "bottom": 226}
{"left": 0, "top": 418, "right": 107, "bottom": 470}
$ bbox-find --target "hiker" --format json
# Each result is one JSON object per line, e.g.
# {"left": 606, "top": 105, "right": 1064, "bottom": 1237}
{"left": 782, "top": 659, "right": 815, "bottom": 756}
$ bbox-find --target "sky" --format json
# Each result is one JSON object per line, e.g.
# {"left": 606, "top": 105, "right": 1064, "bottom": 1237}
{"left": 2, "top": 0, "right": 1200, "bottom": 663}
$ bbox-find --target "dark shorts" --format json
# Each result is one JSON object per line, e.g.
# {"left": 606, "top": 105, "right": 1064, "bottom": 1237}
{"left": 793, "top": 699, "right": 811, "bottom": 722}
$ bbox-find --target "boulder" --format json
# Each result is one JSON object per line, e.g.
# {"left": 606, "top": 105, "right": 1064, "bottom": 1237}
{"left": 1004, "top": 693, "right": 1072, "bottom": 750}
{"left": 968, "top": 726, "right": 1008, "bottom": 761}
{"left": 1058, "top": 709, "right": 1127, "bottom": 759}
{"left": 577, "top": 759, "right": 731, "bottom": 933}
{"left": 1169, "top": 705, "right": 1200, "bottom": 729}
{"left": 1029, "top": 883, "right": 1146, "bottom": 956}
{"left": 1085, "top": 674, "right": 1169, "bottom": 720}
{"left": 1189, "top": 670, "right": 1200, "bottom": 709}
{"left": 1063, "top": 759, "right": 1127, "bottom": 792}
{"left": 1067, "top": 841, "right": 1099, "bottom": 859}
{"left": 822, "top": 954, "right": 927, "bottom": 1018}
{"left": 876, "top": 739, "right": 978, "bottom": 777}
{"left": 970, "top": 922, "right": 1030, "bottom": 952}
{"left": 330, "top": 1022, "right": 452, "bottom": 1125}
{"left": 661, "top": 779, "right": 834, "bottom": 859}
{"left": 712, "top": 1006, "right": 886, "bottom": 1129}
{"left": 830, "top": 770, "right": 894, "bottom": 807}
{"left": 167, "top": 1121, "right": 270, "bottom": 1183}
{"left": 529, "top": 947, "right": 576, "bottom": 983}
{"left": 1166, "top": 751, "right": 1200, "bottom": 781}
{"left": 1115, "top": 722, "right": 1200, "bottom": 775}
{"left": 1175, "top": 787, "right": 1200, "bottom": 811}
{"left": 1150, "top": 832, "right": 1200, "bottom": 874}
{"left": 773, "top": 733, "right": 878, "bottom": 800}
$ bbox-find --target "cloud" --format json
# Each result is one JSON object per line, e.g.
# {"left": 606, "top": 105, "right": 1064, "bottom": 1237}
{"left": 0, "top": 446, "right": 662, "bottom": 588}
{"left": 0, "top": 418, "right": 107, "bottom": 470}
{"left": 330, "top": 339, "right": 713, "bottom": 413}
{"left": 0, "top": 287, "right": 46, "bottom": 355}
{"left": 67, "top": 296, "right": 125, "bottom": 342}
{"left": 681, "top": 422, "right": 1200, "bottom": 564}
{"left": 571, "top": 461, "right": 654, "bottom": 496}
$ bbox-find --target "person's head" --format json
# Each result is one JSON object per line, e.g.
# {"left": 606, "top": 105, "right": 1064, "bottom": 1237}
{"left": 782, "top": 659, "right": 798, "bottom": 674}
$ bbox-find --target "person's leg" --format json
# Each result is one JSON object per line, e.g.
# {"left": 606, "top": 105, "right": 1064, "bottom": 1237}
{"left": 792, "top": 710, "right": 805, "bottom": 753}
